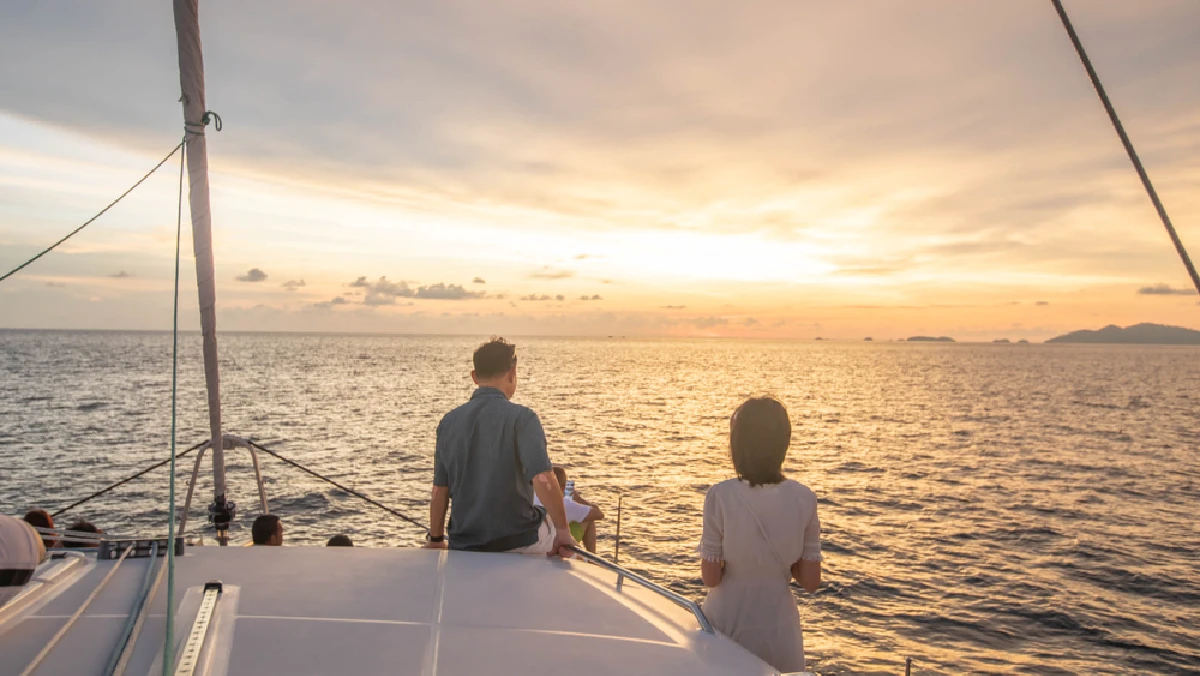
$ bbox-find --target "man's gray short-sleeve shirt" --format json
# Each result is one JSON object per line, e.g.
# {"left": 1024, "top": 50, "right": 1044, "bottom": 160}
{"left": 434, "top": 387, "right": 552, "bottom": 551}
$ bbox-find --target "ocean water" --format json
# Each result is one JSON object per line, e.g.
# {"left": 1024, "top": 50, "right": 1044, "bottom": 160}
{"left": 1, "top": 330, "right": 1198, "bottom": 675}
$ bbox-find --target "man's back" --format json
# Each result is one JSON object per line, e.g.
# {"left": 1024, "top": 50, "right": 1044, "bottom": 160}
{"left": 434, "top": 387, "right": 551, "bottom": 551}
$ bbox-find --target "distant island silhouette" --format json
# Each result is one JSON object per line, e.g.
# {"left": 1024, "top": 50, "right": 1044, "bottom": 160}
{"left": 993, "top": 339, "right": 1010, "bottom": 344}
{"left": 1047, "top": 323, "right": 1200, "bottom": 345}
{"left": 906, "top": 336, "right": 955, "bottom": 342}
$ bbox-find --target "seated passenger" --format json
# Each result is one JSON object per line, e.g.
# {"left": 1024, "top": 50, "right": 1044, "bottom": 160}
{"left": 251, "top": 515, "right": 283, "bottom": 546}
{"left": 533, "top": 467, "right": 604, "bottom": 553}
{"left": 425, "top": 338, "right": 574, "bottom": 557}
{"left": 326, "top": 534, "right": 353, "bottom": 547}
{"left": 63, "top": 520, "right": 101, "bottom": 548}
{"left": 0, "top": 514, "right": 46, "bottom": 605}
{"left": 22, "top": 509, "right": 56, "bottom": 550}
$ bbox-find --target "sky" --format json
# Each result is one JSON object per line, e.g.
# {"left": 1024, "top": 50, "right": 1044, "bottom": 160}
{"left": 1, "top": 0, "right": 1198, "bottom": 340}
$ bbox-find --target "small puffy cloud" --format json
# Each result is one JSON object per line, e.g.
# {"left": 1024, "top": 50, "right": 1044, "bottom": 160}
{"left": 1137, "top": 284, "right": 1196, "bottom": 296}
{"left": 1035, "top": 300, "right": 1049, "bottom": 306}
{"left": 520, "top": 294, "right": 555, "bottom": 301}
{"left": 415, "top": 283, "right": 485, "bottom": 300}
{"left": 555, "top": 294, "right": 565, "bottom": 301}
{"left": 472, "top": 277, "right": 486, "bottom": 284}
{"left": 574, "top": 254, "right": 598, "bottom": 260}
{"left": 743, "top": 317, "right": 759, "bottom": 326}
{"left": 283, "top": 279, "right": 306, "bottom": 291}
{"left": 579, "top": 294, "right": 603, "bottom": 301}
{"left": 236, "top": 268, "right": 268, "bottom": 283}
{"left": 310, "top": 296, "right": 350, "bottom": 309}
{"left": 529, "top": 266, "right": 575, "bottom": 280}
{"left": 349, "top": 276, "right": 371, "bottom": 288}
{"left": 46, "top": 281, "right": 65, "bottom": 288}
{"left": 660, "top": 305, "right": 686, "bottom": 309}
{"left": 109, "top": 270, "right": 130, "bottom": 279}
{"left": 691, "top": 316, "right": 729, "bottom": 329}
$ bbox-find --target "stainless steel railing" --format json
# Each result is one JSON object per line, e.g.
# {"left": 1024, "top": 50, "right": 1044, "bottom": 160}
{"left": 569, "top": 546, "right": 714, "bottom": 634}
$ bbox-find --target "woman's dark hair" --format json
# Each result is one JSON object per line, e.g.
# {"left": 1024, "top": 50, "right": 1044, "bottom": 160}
{"left": 326, "top": 534, "right": 353, "bottom": 547}
{"left": 23, "top": 509, "right": 55, "bottom": 550}
{"left": 730, "top": 397, "right": 791, "bottom": 487}
{"left": 473, "top": 337, "right": 517, "bottom": 378}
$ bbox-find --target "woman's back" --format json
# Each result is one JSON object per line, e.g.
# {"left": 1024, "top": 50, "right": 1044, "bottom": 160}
{"left": 700, "top": 478, "right": 821, "bottom": 672}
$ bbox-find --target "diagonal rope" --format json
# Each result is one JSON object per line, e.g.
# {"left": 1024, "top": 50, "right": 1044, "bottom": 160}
{"left": 49, "top": 439, "right": 208, "bottom": 518}
{"left": 1050, "top": 0, "right": 1200, "bottom": 296}
{"left": 245, "top": 439, "right": 428, "bottom": 531}
{"left": 0, "top": 139, "right": 187, "bottom": 284}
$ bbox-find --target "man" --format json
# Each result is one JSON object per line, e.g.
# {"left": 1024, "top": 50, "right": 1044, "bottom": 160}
{"left": 426, "top": 337, "right": 574, "bottom": 557}
{"left": 534, "top": 467, "right": 605, "bottom": 553}
{"left": 326, "top": 534, "right": 353, "bottom": 547}
{"left": 251, "top": 514, "right": 283, "bottom": 546}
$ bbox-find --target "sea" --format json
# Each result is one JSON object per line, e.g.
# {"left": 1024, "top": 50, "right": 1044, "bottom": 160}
{"left": 1, "top": 330, "right": 1198, "bottom": 675}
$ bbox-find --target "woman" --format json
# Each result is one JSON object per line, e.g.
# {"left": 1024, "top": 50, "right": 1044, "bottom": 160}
{"left": 698, "top": 397, "right": 822, "bottom": 672}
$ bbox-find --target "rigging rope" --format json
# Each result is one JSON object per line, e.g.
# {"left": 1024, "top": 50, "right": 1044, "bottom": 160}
{"left": 245, "top": 439, "right": 428, "bottom": 532}
{"left": 49, "top": 439, "right": 207, "bottom": 519}
{"left": 164, "top": 135, "right": 187, "bottom": 676}
{"left": 1050, "top": 0, "right": 1200, "bottom": 296}
{"left": 0, "top": 140, "right": 187, "bottom": 285}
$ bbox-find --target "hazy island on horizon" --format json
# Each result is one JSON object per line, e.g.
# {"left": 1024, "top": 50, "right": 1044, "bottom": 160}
{"left": 1047, "top": 323, "right": 1200, "bottom": 345}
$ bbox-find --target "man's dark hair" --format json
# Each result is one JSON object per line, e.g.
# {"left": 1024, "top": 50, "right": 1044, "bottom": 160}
{"left": 326, "top": 534, "right": 353, "bottom": 547}
{"left": 730, "top": 397, "right": 791, "bottom": 487}
{"left": 473, "top": 337, "right": 517, "bottom": 378}
{"left": 251, "top": 515, "right": 281, "bottom": 545}
{"left": 63, "top": 520, "right": 99, "bottom": 548}
{"left": 23, "top": 509, "right": 55, "bottom": 549}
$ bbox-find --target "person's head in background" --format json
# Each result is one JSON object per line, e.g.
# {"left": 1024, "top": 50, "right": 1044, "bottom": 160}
{"left": 471, "top": 338, "right": 518, "bottom": 399}
{"left": 63, "top": 520, "right": 100, "bottom": 548}
{"left": 326, "top": 534, "right": 353, "bottom": 547}
{"left": 0, "top": 515, "right": 46, "bottom": 605}
{"left": 730, "top": 397, "right": 791, "bottom": 487}
{"left": 23, "top": 509, "right": 56, "bottom": 550}
{"left": 552, "top": 466, "right": 568, "bottom": 493}
{"left": 251, "top": 515, "right": 283, "bottom": 546}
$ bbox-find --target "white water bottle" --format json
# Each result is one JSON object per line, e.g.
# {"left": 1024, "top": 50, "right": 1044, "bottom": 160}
{"left": 564, "top": 480, "right": 575, "bottom": 501}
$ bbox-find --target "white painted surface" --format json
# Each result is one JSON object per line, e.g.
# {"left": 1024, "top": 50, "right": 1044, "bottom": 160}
{"left": 0, "top": 546, "right": 780, "bottom": 675}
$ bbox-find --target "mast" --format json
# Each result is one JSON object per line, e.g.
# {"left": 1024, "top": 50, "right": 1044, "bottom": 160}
{"left": 173, "top": 0, "right": 231, "bottom": 544}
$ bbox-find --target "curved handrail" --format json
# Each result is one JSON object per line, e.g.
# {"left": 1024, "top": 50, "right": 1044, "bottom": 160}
{"left": 569, "top": 546, "right": 714, "bottom": 634}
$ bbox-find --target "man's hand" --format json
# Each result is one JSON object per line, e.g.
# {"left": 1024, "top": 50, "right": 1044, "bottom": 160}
{"left": 423, "top": 539, "right": 448, "bottom": 550}
{"left": 550, "top": 526, "right": 576, "bottom": 559}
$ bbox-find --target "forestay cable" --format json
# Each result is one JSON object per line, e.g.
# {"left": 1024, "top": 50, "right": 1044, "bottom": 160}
{"left": 1050, "top": 0, "right": 1200, "bottom": 296}
{"left": 0, "top": 140, "right": 186, "bottom": 284}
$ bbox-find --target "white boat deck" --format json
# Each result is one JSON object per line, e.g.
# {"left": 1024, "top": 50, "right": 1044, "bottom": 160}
{"left": 0, "top": 546, "right": 784, "bottom": 675}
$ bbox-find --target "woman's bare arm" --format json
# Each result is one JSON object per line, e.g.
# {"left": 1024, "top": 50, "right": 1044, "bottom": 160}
{"left": 701, "top": 558, "right": 724, "bottom": 588}
{"left": 791, "top": 559, "right": 821, "bottom": 593}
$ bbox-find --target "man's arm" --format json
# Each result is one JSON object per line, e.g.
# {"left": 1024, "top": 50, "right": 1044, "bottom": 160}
{"left": 532, "top": 470, "right": 576, "bottom": 557}
{"left": 571, "top": 491, "right": 605, "bottom": 522}
{"left": 426, "top": 485, "right": 450, "bottom": 549}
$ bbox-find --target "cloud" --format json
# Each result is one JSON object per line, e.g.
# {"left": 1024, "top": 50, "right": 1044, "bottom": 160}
{"left": 349, "top": 276, "right": 486, "bottom": 303}
{"left": 1035, "top": 300, "right": 1049, "bottom": 306}
{"left": 109, "top": 270, "right": 130, "bottom": 279}
{"left": 529, "top": 267, "right": 575, "bottom": 280}
{"left": 520, "top": 294, "right": 555, "bottom": 301}
{"left": 579, "top": 294, "right": 603, "bottom": 301}
{"left": 1137, "top": 284, "right": 1196, "bottom": 296}
{"left": 310, "top": 296, "right": 350, "bottom": 308}
{"left": 743, "top": 317, "right": 759, "bottom": 326}
{"left": 415, "top": 283, "right": 486, "bottom": 300}
{"left": 283, "top": 279, "right": 306, "bottom": 291}
{"left": 236, "top": 268, "right": 268, "bottom": 283}
{"left": 46, "top": 281, "right": 65, "bottom": 288}
{"left": 660, "top": 305, "right": 686, "bottom": 309}
{"left": 691, "top": 316, "right": 729, "bottom": 329}
{"left": 574, "top": 254, "right": 598, "bottom": 260}
{"left": 472, "top": 277, "right": 486, "bottom": 284}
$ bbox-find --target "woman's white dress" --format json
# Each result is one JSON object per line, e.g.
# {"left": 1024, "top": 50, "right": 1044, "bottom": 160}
{"left": 698, "top": 478, "right": 822, "bottom": 673}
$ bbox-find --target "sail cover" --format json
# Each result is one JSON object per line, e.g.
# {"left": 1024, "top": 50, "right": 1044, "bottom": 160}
{"left": 173, "top": 0, "right": 225, "bottom": 498}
